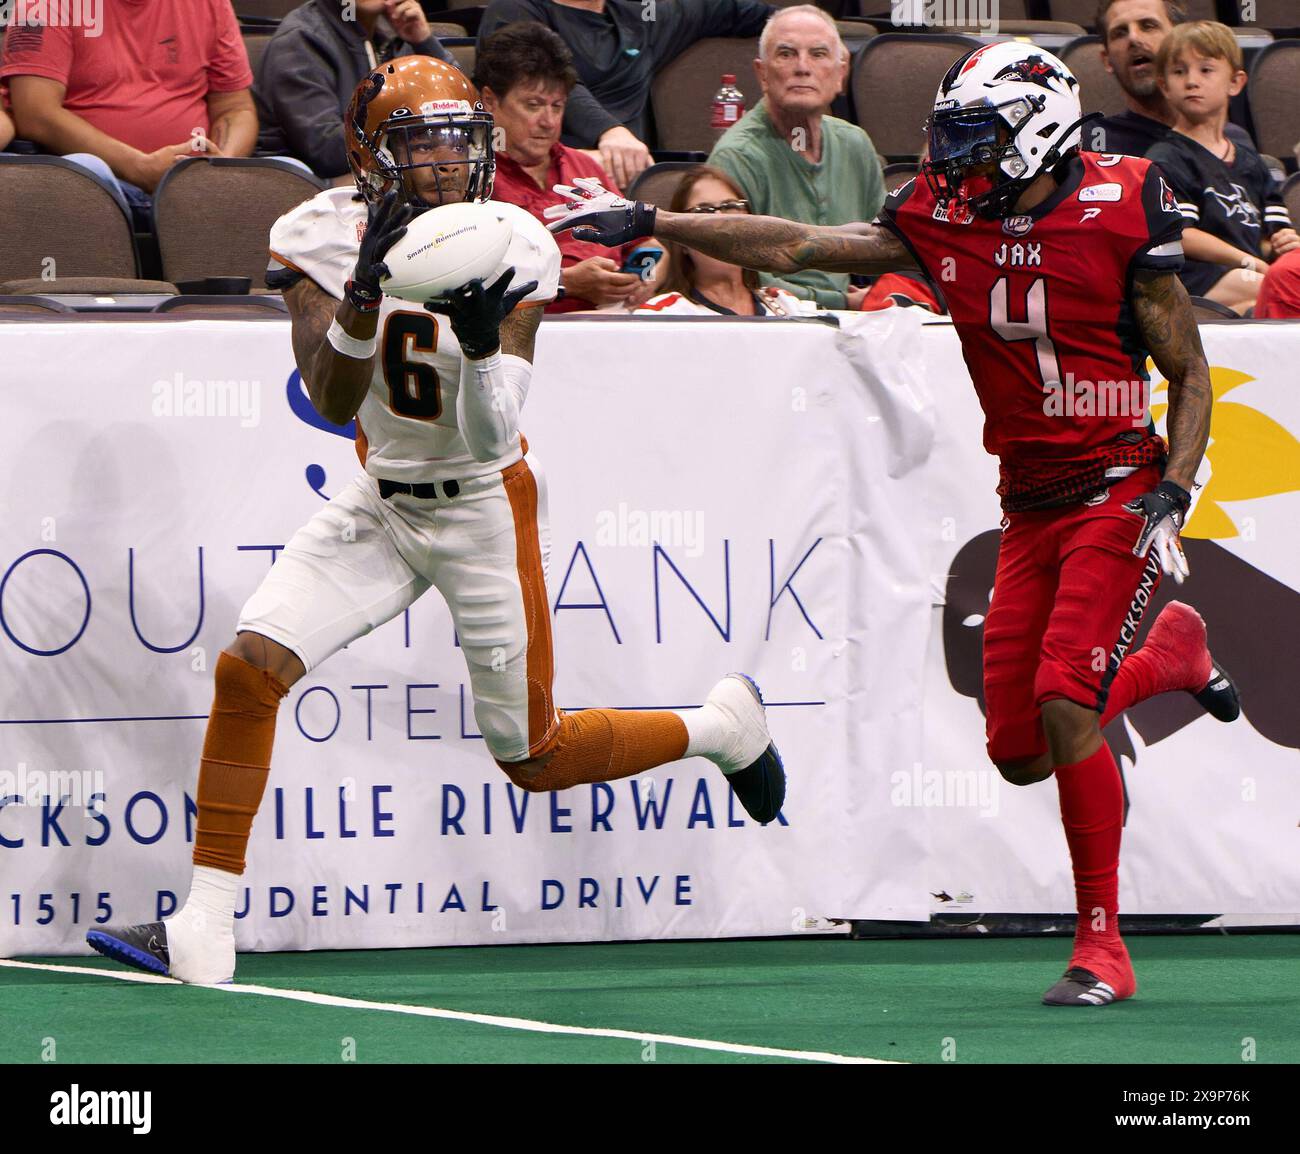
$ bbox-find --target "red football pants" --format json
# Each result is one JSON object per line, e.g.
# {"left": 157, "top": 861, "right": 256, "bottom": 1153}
{"left": 983, "top": 465, "right": 1164, "bottom": 763}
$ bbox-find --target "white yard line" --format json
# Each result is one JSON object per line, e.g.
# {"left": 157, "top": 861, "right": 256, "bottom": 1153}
{"left": 0, "top": 957, "right": 896, "bottom": 1065}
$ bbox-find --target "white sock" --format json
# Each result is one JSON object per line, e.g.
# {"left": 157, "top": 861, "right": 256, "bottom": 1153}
{"left": 171, "top": 864, "right": 239, "bottom": 938}
{"left": 674, "top": 704, "right": 729, "bottom": 768}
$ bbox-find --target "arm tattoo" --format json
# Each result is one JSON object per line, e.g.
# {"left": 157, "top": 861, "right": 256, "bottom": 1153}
{"left": 1132, "top": 269, "right": 1212, "bottom": 490}
{"left": 283, "top": 277, "right": 375, "bottom": 426}
{"left": 655, "top": 211, "right": 915, "bottom": 276}
{"left": 499, "top": 301, "right": 543, "bottom": 363}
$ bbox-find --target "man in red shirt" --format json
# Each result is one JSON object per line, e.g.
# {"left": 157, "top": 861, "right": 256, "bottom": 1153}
{"left": 2, "top": 0, "right": 255, "bottom": 224}
{"left": 475, "top": 21, "right": 663, "bottom": 312}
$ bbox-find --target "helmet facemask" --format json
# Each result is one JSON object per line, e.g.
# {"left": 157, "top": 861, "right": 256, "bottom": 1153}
{"left": 384, "top": 118, "right": 494, "bottom": 209}
{"left": 352, "top": 109, "right": 496, "bottom": 210}
{"left": 922, "top": 95, "right": 1043, "bottom": 220}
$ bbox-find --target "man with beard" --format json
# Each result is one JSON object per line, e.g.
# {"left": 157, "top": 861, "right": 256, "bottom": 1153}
{"left": 1092, "top": 0, "right": 1253, "bottom": 157}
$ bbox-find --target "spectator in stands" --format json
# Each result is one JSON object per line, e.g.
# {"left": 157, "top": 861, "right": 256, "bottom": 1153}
{"left": 1, "top": 0, "right": 255, "bottom": 227}
{"left": 1147, "top": 21, "right": 1300, "bottom": 314}
{"left": 635, "top": 165, "right": 812, "bottom": 316}
{"left": 478, "top": 0, "right": 774, "bottom": 191}
{"left": 1093, "top": 0, "right": 1253, "bottom": 157}
{"left": 478, "top": 22, "right": 665, "bottom": 312}
{"left": 0, "top": 105, "right": 13, "bottom": 152}
{"left": 707, "top": 6, "right": 884, "bottom": 310}
{"left": 255, "top": 0, "right": 460, "bottom": 179}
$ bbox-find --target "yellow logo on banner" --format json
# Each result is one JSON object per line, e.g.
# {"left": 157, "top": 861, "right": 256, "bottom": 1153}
{"left": 1149, "top": 363, "right": 1300, "bottom": 539}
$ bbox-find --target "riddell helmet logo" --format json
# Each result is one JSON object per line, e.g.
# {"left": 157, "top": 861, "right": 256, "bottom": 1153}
{"left": 420, "top": 99, "right": 471, "bottom": 115}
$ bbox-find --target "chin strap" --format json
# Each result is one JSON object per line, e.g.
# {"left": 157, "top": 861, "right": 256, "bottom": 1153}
{"left": 1039, "top": 111, "right": 1104, "bottom": 170}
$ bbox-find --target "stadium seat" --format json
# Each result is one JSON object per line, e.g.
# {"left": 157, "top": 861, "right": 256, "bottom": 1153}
{"left": 1248, "top": 40, "right": 1300, "bottom": 167}
{"left": 836, "top": 20, "right": 877, "bottom": 48}
{"left": 234, "top": 0, "right": 298, "bottom": 18}
{"left": 882, "top": 161, "right": 919, "bottom": 193}
{"left": 1058, "top": 36, "right": 1128, "bottom": 122}
{"left": 153, "top": 295, "right": 288, "bottom": 316}
{"left": 1283, "top": 171, "right": 1300, "bottom": 226}
{"left": 0, "top": 277, "right": 175, "bottom": 294}
{"left": 1047, "top": 0, "right": 1215, "bottom": 27}
{"left": 152, "top": 157, "right": 325, "bottom": 286}
{"left": 942, "top": 21, "right": 1088, "bottom": 37}
{"left": 650, "top": 38, "right": 762, "bottom": 156}
{"left": 1189, "top": 296, "right": 1241, "bottom": 321}
{"left": 626, "top": 161, "right": 700, "bottom": 209}
{"left": 242, "top": 30, "right": 275, "bottom": 78}
{"left": 430, "top": 23, "right": 469, "bottom": 39}
{"left": 444, "top": 39, "right": 476, "bottom": 79}
{"left": 0, "top": 155, "right": 140, "bottom": 282}
{"left": 0, "top": 295, "right": 73, "bottom": 314}
{"left": 868, "top": 0, "right": 1029, "bottom": 21}
{"left": 850, "top": 33, "right": 980, "bottom": 161}
{"left": 1244, "top": 1, "right": 1300, "bottom": 35}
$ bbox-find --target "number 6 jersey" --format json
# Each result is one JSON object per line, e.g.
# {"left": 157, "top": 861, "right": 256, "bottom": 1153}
{"left": 880, "top": 152, "right": 1185, "bottom": 511}
{"left": 267, "top": 189, "right": 561, "bottom": 482}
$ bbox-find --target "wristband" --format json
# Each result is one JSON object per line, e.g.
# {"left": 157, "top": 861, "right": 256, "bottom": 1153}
{"left": 1156, "top": 479, "right": 1191, "bottom": 515}
{"left": 327, "top": 318, "right": 377, "bottom": 360}
{"left": 345, "top": 277, "right": 383, "bottom": 313}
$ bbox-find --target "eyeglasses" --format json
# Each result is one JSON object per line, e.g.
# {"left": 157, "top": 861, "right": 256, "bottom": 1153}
{"left": 684, "top": 199, "right": 750, "bottom": 214}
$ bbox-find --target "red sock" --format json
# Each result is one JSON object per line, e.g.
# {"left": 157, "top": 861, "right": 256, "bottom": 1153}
{"left": 1054, "top": 743, "right": 1136, "bottom": 998}
{"left": 1098, "top": 647, "right": 1164, "bottom": 727}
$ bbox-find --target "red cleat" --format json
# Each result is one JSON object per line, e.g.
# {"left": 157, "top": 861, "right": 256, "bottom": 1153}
{"left": 1141, "top": 601, "right": 1241, "bottom": 721}
{"left": 1043, "top": 935, "right": 1137, "bottom": 1006}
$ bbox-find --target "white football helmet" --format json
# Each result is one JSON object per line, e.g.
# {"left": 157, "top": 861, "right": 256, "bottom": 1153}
{"left": 921, "top": 42, "right": 1088, "bottom": 220}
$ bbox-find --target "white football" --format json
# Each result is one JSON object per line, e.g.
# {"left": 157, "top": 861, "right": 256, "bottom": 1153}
{"left": 379, "top": 200, "right": 514, "bottom": 302}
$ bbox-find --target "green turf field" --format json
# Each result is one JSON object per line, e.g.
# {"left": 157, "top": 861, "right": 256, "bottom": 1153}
{"left": 3, "top": 935, "right": 1296, "bottom": 1064}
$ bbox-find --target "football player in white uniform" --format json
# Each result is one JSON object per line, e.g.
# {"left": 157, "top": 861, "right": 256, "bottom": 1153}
{"left": 87, "top": 58, "right": 786, "bottom": 984}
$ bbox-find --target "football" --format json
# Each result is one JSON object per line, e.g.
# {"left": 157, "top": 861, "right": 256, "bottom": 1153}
{"left": 379, "top": 200, "right": 514, "bottom": 303}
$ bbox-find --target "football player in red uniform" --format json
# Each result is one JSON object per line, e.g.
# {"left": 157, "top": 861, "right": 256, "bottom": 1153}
{"left": 548, "top": 41, "right": 1241, "bottom": 1007}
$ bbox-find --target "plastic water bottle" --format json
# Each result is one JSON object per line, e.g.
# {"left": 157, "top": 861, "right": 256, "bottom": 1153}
{"left": 711, "top": 74, "right": 745, "bottom": 141}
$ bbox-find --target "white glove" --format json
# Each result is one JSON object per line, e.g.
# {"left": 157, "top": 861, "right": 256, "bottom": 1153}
{"left": 543, "top": 178, "right": 656, "bottom": 246}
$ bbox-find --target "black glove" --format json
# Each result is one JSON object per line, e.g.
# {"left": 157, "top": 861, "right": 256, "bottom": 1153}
{"left": 347, "top": 189, "right": 414, "bottom": 312}
{"left": 1123, "top": 479, "right": 1192, "bottom": 583}
{"left": 423, "top": 267, "right": 539, "bottom": 360}
{"left": 543, "top": 178, "right": 657, "bottom": 247}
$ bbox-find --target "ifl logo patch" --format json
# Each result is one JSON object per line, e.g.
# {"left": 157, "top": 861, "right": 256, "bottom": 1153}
{"left": 1002, "top": 214, "right": 1034, "bottom": 236}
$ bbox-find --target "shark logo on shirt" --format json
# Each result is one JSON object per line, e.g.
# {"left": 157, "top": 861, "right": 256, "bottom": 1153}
{"left": 1205, "top": 183, "right": 1261, "bottom": 228}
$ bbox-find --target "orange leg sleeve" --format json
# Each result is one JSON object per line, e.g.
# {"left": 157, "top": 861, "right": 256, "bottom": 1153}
{"left": 497, "top": 708, "right": 688, "bottom": 793}
{"left": 192, "top": 650, "right": 289, "bottom": 874}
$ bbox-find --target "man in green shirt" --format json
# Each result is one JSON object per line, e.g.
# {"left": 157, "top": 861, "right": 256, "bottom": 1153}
{"left": 708, "top": 5, "right": 885, "bottom": 309}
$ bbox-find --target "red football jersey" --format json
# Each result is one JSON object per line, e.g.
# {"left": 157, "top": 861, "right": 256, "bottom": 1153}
{"left": 880, "top": 152, "right": 1185, "bottom": 510}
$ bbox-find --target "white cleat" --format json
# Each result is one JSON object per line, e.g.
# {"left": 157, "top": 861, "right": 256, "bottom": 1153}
{"left": 700, "top": 674, "right": 786, "bottom": 823}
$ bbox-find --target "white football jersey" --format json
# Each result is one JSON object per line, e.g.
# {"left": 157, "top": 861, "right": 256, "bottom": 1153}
{"left": 269, "top": 188, "right": 561, "bottom": 482}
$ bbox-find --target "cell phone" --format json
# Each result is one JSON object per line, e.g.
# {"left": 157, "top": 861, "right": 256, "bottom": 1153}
{"left": 622, "top": 246, "right": 663, "bottom": 279}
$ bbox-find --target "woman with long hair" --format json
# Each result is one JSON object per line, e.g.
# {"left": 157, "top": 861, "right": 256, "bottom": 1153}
{"left": 635, "top": 166, "right": 812, "bottom": 316}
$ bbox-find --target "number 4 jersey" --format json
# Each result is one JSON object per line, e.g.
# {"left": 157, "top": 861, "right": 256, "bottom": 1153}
{"left": 880, "top": 152, "right": 1185, "bottom": 511}
{"left": 267, "top": 189, "right": 561, "bottom": 482}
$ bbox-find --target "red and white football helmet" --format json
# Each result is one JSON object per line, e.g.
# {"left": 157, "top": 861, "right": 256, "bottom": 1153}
{"left": 921, "top": 42, "right": 1089, "bottom": 220}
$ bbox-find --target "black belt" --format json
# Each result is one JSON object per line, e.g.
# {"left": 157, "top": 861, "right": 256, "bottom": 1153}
{"left": 378, "top": 477, "right": 460, "bottom": 500}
